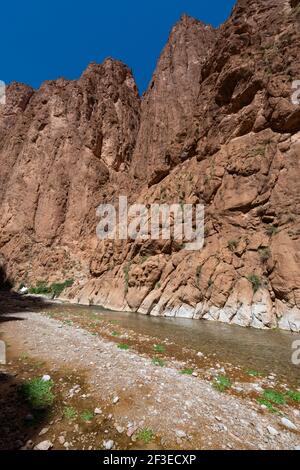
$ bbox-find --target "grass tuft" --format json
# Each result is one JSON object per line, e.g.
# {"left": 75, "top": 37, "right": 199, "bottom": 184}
{"left": 213, "top": 375, "right": 232, "bottom": 393}
{"left": 21, "top": 377, "right": 55, "bottom": 410}
{"left": 136, "top": 428, "right": 154, "bottom": 444}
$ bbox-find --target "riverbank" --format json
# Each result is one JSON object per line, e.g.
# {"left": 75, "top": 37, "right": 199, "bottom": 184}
{"left": 0, "top": 303, "right": 300, "bottom": 450}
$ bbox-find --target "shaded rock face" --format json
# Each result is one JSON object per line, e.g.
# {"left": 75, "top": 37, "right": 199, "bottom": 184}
{"left": 1, "top": 1, "right": 300, "bottom": 331}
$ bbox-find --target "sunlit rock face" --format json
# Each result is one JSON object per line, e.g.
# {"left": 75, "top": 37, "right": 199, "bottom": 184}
{"left": 1, "top": 0, "right": 300, "bottom": 331}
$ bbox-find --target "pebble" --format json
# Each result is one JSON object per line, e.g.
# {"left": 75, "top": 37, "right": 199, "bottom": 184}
{"left": 267, "top": 426, "right": 279, "bottom": 437}
{"left": 94, "top": 408, "right": 102, "bottom": 415}
{"left": 58, "top": 436, "right": 65, "bottom": 445}
{"left": 112, "top": 396, "right": 119, "bottom": 404}
{"left": 38, "top": 428, "right": 49, "bottom": 436}
{"left": 34, "top": 440, "right": 53, "bottom": 451}
{"left": 41, "top": 375, "right": 51, "bottom": 382}
{"left": 103, "top": 440, "right": 114, "bottom": 450}
{"left": 175, "top": 430, "right": 187, "bottom": 439}
{"left": 281, "top": 417, "right": 297, "bottom": 431}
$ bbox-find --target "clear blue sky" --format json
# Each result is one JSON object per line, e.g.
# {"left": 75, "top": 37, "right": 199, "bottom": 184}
{"left": 1, "top": 0, "right": 236, "bottom": 94}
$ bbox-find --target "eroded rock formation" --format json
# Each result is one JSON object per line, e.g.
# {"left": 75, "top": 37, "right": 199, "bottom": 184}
{"left": 1, "top": 0, "right": 300, "bottom": 331}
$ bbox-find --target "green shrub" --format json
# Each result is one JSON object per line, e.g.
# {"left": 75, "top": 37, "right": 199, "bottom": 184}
{"left": 28, "top": 279, "right": 74, "bottom": 298}
{"left": 118, "top": 343, "right": 130, "bottom": 351}
{"left": 247, "top": 274, "right": 262, "bottom": 293}
{"left": 21, "top": 378, "right": 55, "bottom": 410}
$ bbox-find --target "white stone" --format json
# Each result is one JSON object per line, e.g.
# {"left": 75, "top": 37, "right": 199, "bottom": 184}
{"left": 281, "top": 417, "right": 297, "bottom": 431}
{"left": 103, "top": 440, "right": 114, "bottom": 450}
{"left": 41, "top": 375, "right": 51, "bottom": 382}
{"left": 267, "top": 426, "right": 279, "bottom": 436}
{"left": 34, "top": 440, "right": 53, "bottom": 451}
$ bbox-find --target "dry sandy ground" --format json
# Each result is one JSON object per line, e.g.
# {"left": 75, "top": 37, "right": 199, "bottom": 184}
{"left": 1, "top": 310, "right": 300, "bottom": 450}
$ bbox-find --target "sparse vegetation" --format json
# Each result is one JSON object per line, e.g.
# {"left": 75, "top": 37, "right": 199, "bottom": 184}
{"left": 118, "top": 343, "right": 130, "bottom": 351}
{"left": 262, "top": 389, "right": 286, "bottom": 406}
{"left": 256, "top": 398, "right": 279, "bottom": 413}
{"left": 153, "top": 344, "right": 165, "bottom": 353}
{"left": 136, "top": 428, "right": 154, "bottom": 444}
{"left": 286, "top": 390, "right": 300, "bottom": 403}
{"left": 259, "top": 248, "right": 271, "bottom": 262}
{"left": 228, "top": 239, "right": 238, "bottom": 252}
{"left": 64, "top": 406, "right": 77, "bottom": 420}
{"left": 247, "top": 274, "right": 262, "bottom": 293}
{"left": 21, "top": 377, "right": 55, "bottom": 410}
{"left": 152, "top": 358, "right": 165, "bottom": 367}
{"left": 246, "top": 369, "right": 264, "bottom": 378}
{"left": 180, "top": 368, "right": 194, "bottom": 375}
{"left": 213, "top": 375, "right": 232, "bottom": 393}
{"left": 28, "top": 279, "right": 74, "bottom": 298}
{"left": 266, "top": 225, "right": 278, "bottom": 237}
{"left": 80, "top": 410, "right": 94, "bottom": 422}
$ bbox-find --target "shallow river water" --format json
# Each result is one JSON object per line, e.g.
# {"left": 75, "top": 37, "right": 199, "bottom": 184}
{"left": 48, "top": 302, "right": 300, "bottom": 386}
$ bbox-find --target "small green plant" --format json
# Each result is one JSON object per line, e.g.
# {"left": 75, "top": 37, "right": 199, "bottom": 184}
{"left": 50, "top": 279, "right": 74, "bottom": 297}
{"left": 64, "top": 406, "right": 77, "bottom": 420}
{"left": 246, "top": 369, "right": 264, "bottom": 378}
{"left": 259, "top": 248, "right": 271, "bottom": 262}
{"left": 256, "top": 398, "right": 279, "bottom": 413}
{"left": 247, "top": 274, "right": 262, "bottom": 293}
{"left": 180, "top": 368, "right": 194, "bottom": 376}
{"left": 262, "top": 389, "right": 286, "bottom": 405}
{"left": 213, "top": 375, "right": 232, "bottom": 393}
{"left": 266, "top": 225, "right": 278, "bottom": 237}
{"left": 136, "top": 428, "right": 154, "bottom": 444}
{"left": 228, "top": 239, "right": 238, "bottom": 252}
{"left": 152, "top": 358, "right": 165, "bottom": 367}
{"left": 118, "top": 343, "right": 130, "bottom": 351}
{"left": 21, "top": 378, "right": 55, "bottom": 410}
{"left": 153, "top": 344, "right": 165, "bottom": 353}
{"left": 111, "top": 331, "right": 120, "bottom": 337}
{"left": 286, "top": 390, "right": 300, "bottom": 403}
{"left": 28, "top": 281, "right": 51, "bottom": 296}
{"left": 80, "top": 410, "right": 94, "bottom": 422}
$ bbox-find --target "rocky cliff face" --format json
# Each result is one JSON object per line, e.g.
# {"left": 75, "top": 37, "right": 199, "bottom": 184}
{"left": 1, "top": 0, "right": 300, "bottom": 331}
